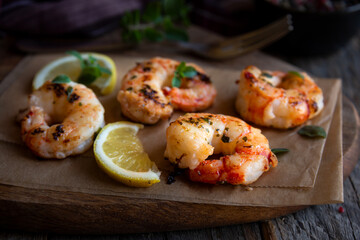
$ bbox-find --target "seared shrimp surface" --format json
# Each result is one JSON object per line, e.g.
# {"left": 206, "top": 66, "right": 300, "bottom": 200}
{"left": 21, "top": 81, "right": 105, "bottom": 159}
{"left": 117, "top": 57, "right": 217, "bottom": 124}
{"left": 236, "top": 66, "right": 324, "bottom": 129}
{"left": 164, "top": 113, "right": 277, "bottom": 185}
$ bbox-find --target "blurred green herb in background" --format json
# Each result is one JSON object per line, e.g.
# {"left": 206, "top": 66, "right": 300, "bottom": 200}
{"left": 121, "top": 0, "right": 191, "bottom": 44}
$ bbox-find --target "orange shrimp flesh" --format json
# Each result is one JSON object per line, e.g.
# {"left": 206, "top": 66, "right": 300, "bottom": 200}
{"left": 236, "top": 66, "right": 324, "bottom": 129}
{"left": 164, "top": 113, "right": 277, "bottom": 185}
{"left": 117, "top": 57, "right": 217, "bottom": 124}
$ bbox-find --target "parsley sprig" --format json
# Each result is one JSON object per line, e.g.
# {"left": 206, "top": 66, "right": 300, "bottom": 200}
{"left": 121, "top": 0, "right": 191, "bottom": 44}
{"left": 172, "top": 62, "right": 197, "bottom": 87}
{"left": 66, "top": 50, "right": 112, "bottom": 86}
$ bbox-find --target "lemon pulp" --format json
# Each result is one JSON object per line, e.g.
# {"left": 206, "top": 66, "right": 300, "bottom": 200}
{"left": 103, "top": 127, "right": 152, "bottom": 172}
{"left": 94, "top": 122, "right": 160, "bottom": 187}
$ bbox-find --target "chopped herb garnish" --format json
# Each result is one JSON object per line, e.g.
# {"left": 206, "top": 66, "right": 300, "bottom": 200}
{"left": 271, "top": 148, "right": 289, "bottom": 155}
{"left": 261, "top": 72, "right": 273, "bottom": 78}
{"left": 130, "top": 75, "right": 137, "bottom": 79}
{"left": 126, "top": 87, "right": 133, "bottom": 91}
{"left": 225, "top": 127, "right": 229, "bottom": 131}
{"left": 242, "top": 136, "right": 248, "bottom": 142}
{"left": 79, "top": 102, "right": 82, "bottom": 106}
{"left": 52, "top": 74, "right": 71, "bottom": 84}
{"left": 287, "top": 71, "right": 304, "bottom": 80}
{"left": 298, "top": 125, "right": 326, "bottom": 138}
{"left": 221, "top": 135, "right": 230, "bottom": 143}
{"left": 66, "top": 86, "right": 73, "bottom": 101}
{"left": 172, "top": 61, "right": 197, "bottom": 87}
{"left": 202, "top": 118, "right": 209, "bottom": 123}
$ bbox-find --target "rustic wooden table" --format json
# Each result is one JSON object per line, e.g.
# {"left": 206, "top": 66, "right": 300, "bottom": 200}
{"left": 0, "top": 30, "right": 359, "bottom": 239}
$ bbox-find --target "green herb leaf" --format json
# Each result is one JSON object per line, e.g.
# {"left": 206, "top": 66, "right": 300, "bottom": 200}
{"left": 261, "top": 72, "right": 273, "bottom": 78}
{"left": 164, "top": 0, "right": 183, "bottom": 15}
{"left": 287, "top": 71, "right": 304, "bottom": 80}
{"left": 142, "top": 2, "right": 162, "bottom": 22}
{"left": 66, "top": 86, "right": 73, "bottom": 101}
{"left": 132, "top": 30, "right": 143, "bottom": 43}
{"left": 88, "top": 55, "right": 97, "bottom": 65}
{"left": 144, "top": 28, "right": 164, "bottom": 42}
{"left": 98, "top": 66, "right": 112, "bottom": 75}
{"left": 120, "top": 0, "right": 190, "bottom": 44}
{"left": 132, "top": 9, "right": 140, "bottom": 25}
{"left": 177, "top": 62, "right": 186, "bottom": 71}
{"left": 67, "top": 51, "right": 112, "bottom": 87}
{"left": 182, "top": 66, "right": 197, "bottom": 78}
{"left": 271, "top": 148, "right": 289, "bottom": 154}
{"left": 298, "top": 125, "right": 327, "bottom": 138}
{"left": 172, "top": 76, "right": 181, "bottom": 88}
{"left": 163, "top": 16, "right": 174, "bottom": 30}
{"left": 202, "top": 118, "right": 209, "bottom": 123}
{"left": 52, "top": 74, "right": 71, "bottom": 84}
{"left": 77, "top": 66, "right": 102, "bottom": 85}
{"left": 66, "top": 50, "right": 85, "bottom": 69}
{"left": 172, "top": 62, "right": 197, "bottom": 87}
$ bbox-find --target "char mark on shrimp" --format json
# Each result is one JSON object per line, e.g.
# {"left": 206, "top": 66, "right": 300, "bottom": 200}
{"left": 47, "top": 83, "right": 66, "bottom": 97}
{"left": 197, "top": 72, "right": 211, "bottom": 83}
{"left": 52, "top": 124, "right": 65, "bottom": 140}
{"left": 140, "top": 84, "right": 167, "bottom": 107}
{"left": 68, "top": 93, "right": 80, "bottom": 103}
{"left": 31, "top": 127, "right": 44, "bottom": 135}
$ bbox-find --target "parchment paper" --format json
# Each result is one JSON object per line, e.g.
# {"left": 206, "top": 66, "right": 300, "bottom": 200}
{"left": 0, "top": 53, "right": 343, "bottom": 206}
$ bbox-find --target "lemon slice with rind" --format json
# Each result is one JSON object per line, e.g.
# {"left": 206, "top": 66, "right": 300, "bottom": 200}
{"left": 33, "top": 53, "right": 117, "bottom": 95}
{"left": 94, "top": 122, "right": 161, "bottom": 187}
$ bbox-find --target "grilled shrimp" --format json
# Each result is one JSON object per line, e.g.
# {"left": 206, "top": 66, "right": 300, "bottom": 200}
{"left": 117, "top": 57, "right": 217, "bottom": 124}
{"left": 164, "top": 113, "right": 277, "bottom": 185}
{"left": 236, "top": 66, "right": 324, "bottom": 129}
{"left": 21, "top": 81, "right": 105, "bottom": 159}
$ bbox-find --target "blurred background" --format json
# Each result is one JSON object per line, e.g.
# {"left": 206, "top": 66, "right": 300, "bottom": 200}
{"left": 0, "top": 0, "right": 360, "bottom": 56}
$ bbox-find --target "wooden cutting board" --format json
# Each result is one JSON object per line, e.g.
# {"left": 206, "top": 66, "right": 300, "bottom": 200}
{"left": 0, "top": 25, "right": 358, "bottom": 233}
{"left": 0, "top": 99, "right": 357, "bottom": 234}
{"left": 0, "top": 54, "right": 358, "bottom": 234}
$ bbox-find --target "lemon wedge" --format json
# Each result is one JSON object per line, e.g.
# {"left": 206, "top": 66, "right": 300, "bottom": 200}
{"left": 33, "top": 53, "right": 117, "bottom": 95}
{"left": 94, "top": 122, "right": 161, "bottom": 187}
